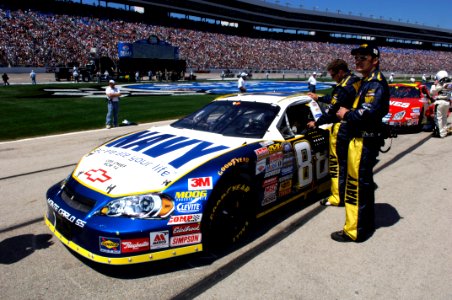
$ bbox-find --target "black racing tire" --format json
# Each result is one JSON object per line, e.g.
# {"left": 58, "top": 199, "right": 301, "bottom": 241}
{"left": 202, "top": 175, "right": 256, "bottom": 250}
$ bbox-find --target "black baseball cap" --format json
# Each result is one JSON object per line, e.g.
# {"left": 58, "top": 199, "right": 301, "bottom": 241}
{"left": 351, "top": 43, "right": 380, "bottom": 58}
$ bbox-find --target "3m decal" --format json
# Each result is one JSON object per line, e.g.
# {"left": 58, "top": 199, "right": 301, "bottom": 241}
{"left": 188, "top": 177, "right": 213, "bottom": 190}
{"left": 99, "top": 237, "right": 121, "bottom": 254}
{"left": 84, "top": 169, "right": 111, "bottom": 183}
{"left": 150, "top": 231, "right": 169, "bottom": 249}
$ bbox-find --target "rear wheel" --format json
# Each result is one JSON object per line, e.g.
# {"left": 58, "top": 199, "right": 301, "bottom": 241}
{"left": 203, "top": 176, "right": 256, "bottom": 249}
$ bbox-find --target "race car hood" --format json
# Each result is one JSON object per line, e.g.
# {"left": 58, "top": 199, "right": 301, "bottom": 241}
{"left": 389, "top": 97, "right": 425, "bottom": 112}
{"left": 72, "top": 126, "right": 246, "bottom": 196}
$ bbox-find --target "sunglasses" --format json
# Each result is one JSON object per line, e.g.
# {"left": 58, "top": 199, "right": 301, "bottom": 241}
{"left": 354, "top": 55, "right": 370, "bottom": 61}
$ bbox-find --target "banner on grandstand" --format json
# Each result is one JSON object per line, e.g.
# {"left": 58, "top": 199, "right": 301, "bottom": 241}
{"left": 118, "top": 42, "right": 179, "bottom": 60}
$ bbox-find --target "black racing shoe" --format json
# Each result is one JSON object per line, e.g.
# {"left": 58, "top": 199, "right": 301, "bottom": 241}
{"left": 331, "top": 230, "right": 354, "bottom": 242}
{"left": 319, "top": 198, "right": 332, "bottom": 206}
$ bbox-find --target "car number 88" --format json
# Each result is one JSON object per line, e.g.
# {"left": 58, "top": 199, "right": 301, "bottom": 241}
{"left": 294, "top": 141, "right": 328, "bottom": 188}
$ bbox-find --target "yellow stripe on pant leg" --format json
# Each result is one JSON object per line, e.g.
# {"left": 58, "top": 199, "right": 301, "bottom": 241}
{"left": 327, "top": 123, "right": 341, "bottom": 205}
{"left": 343, "top": 137, "right": 363, "bottom": 240}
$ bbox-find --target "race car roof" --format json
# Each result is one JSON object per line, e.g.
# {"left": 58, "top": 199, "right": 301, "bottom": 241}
{"left": 214, "top": 92, "right": 313, "bottom": 107}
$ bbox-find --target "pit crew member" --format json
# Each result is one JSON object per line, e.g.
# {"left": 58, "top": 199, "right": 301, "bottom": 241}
{"left": 335, "top": 44, "right": 390, "bottom": 242}
{"left": 307, "top": 59, "right": 360, "bottom": 207}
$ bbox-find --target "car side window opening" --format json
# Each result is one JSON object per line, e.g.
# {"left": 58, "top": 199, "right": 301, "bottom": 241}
{"left": 278, "top": 103, "right": 313, "bottom": 139}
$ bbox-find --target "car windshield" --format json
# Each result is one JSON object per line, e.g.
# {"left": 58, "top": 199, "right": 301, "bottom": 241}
{"left": 390, "top": 86, "right": 420, "bottom": 98}
{"left": 171, "top": 100, "right": 280, "bottom": 138}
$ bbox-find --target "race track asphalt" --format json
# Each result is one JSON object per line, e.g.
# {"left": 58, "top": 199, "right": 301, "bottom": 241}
{"left": 0, "top": 121, "right": 451, "bottom": 299}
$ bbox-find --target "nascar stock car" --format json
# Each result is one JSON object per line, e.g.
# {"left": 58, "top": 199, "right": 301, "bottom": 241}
{"left": 382, "top": 82, "right": 433, "bottom": 131}
{"left": 45, "top": 92, "right": 331, "bottom": 265}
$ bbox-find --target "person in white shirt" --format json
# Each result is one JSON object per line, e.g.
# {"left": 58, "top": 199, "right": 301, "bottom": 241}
{"left": 105, "top": 80, "right": 121, "bottom": 129}
{"left": 430, "top": 70, "right": 451, "bottom": 138}
{"left": 388, "top": 73, "right": 394, "bottom": 83}
{"left": 238, "top": 73, "right": 247, "bottom": 93}
{"left": 308, "top": 72, "right": 317, "bottom": 92}
{"left": 30, "top": 70, "right": 36, "bottom": 84}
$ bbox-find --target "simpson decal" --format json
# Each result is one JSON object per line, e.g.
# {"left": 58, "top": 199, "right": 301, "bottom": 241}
{"left": 170, "top": 233, "right": 202, "bottom": 246}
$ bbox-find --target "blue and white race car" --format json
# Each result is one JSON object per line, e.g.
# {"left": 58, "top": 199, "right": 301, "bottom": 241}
{"left": 45, "top": 92, "right": 330, "bottom": 265}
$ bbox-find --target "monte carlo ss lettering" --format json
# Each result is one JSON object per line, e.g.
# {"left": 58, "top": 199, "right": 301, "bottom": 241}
{"left": 45, "top": 92, "right": 331, "bottom": 265}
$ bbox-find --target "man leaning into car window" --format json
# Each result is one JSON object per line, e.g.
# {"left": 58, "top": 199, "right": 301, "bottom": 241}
{"left": 307, "top": 59, "right": 361, "bottom": 208}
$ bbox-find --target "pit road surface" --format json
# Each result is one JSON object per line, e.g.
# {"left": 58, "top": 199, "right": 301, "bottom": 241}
{"left": 0, "top": 124, "right": 451, "bottom": 299}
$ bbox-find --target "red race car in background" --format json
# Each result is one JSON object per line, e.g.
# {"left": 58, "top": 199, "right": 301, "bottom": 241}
{"left": 382, "top": 82, "right": 433, "bottom": 132}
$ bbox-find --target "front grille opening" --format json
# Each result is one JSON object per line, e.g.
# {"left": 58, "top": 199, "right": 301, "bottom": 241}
{"left": 61, "top": 185, "right": 95, "bottom": 213}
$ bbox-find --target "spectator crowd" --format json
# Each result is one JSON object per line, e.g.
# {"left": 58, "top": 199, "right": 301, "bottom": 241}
{"left": 1, "top": 8, "right": 451, "bottom": 74}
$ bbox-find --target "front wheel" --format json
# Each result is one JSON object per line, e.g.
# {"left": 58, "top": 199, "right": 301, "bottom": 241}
{"left": 203, "top": 178, "right": 255, "bottom": 249}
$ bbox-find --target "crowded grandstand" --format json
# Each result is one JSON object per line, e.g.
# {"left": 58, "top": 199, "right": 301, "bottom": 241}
{"left": 0, "top": 0, "right": 451, "bottom": 75}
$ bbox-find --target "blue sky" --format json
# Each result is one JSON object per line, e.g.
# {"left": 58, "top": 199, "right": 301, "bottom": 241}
{"left": 266, "top": 0, "right": 452, "bottom": 30}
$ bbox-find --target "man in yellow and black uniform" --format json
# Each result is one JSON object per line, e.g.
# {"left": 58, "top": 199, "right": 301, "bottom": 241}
{"left": 335, "top": 44, "right": 389, "bottom": 242}
{"left": 308, "top": 59, "right": 360, "bottom": 207}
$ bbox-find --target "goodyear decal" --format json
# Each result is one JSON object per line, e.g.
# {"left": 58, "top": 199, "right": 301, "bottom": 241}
{"left": 106, "top": 131, "right": 229, "bottom": 168}
{"left": 218, "top": 157, "right": 250, "bottom": 175}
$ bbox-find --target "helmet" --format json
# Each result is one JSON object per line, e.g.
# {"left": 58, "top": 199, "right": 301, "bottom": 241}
{"left": 435, "top": 70, "right": 449, "bottom": 82}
